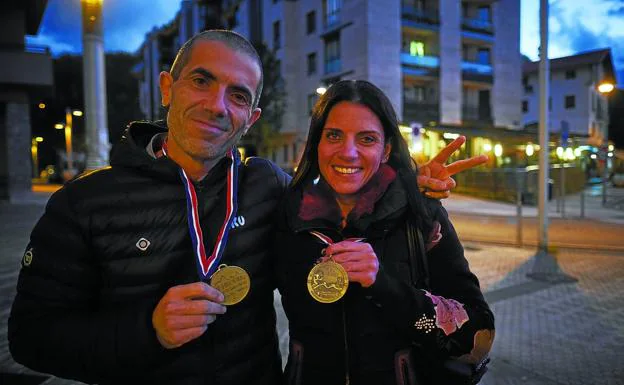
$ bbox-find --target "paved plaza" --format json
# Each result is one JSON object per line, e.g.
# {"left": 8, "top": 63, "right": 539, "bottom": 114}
{"left": 1, "top": 190, "right": 623, "bottom": 384}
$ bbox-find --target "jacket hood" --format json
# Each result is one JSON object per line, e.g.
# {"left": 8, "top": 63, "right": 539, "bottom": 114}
{"left": 110, "top": 120, "right": 180, "bottom": 182}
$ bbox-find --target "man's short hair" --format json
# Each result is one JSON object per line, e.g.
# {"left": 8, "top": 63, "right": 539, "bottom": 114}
{"left": 170, "top": 30, "right": 264, "bottom": 108}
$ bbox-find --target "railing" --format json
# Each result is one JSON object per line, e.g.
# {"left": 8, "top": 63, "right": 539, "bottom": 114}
{"left": 461, "top": 17, "right": 494, "bottom": 34}
{"left": 400, "top": 53, "right": 440, "bottom": 68}
{"left": 401, "top": 6, "right": 439, "bottom": 24}
{"left": 462, "top": 105, "right": 492, "bottom": 123}
{"left": 453, "top": 165, "right": 585, "bottom": 204}
{"left": 324, "top": 59, "right": 342, "bottom": 75}
{"left": 403, "top": 101, "right": 440, "bottom": 123}
{"left": 461, "top": 61, "right": 493, "bottom": 74}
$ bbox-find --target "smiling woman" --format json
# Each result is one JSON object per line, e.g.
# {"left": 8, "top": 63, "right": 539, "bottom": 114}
{"left": 275, "top": 80, "right": 495, "bottom": 385}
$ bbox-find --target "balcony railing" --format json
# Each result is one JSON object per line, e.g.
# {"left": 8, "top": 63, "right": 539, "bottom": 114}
{"left": 400, "top": 53, "right": 440, "bottom": 68}
{"left": 402, "top": 6, "right": 440, "bottom": 25}
{"left": 403, "top": 101, "right": 440, "bottom": 124}
{"left": 462, "top": 105, "right": 492, "bottom": 124}
{"left": 461, "top": 61, "right": 493, "bottom": 75}
{"left": 461, "top": 17, "right": 493, "bottom": 34}
{"left": 325, "top": 59, "right": 342, "bottom": 75}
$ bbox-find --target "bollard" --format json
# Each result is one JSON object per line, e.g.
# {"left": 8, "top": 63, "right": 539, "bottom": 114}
{"left": 516, "top": 188, "right": 523, "bottom": 247}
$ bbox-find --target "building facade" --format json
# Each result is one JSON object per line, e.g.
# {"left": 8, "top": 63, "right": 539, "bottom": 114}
{"left": 1, "top": 0, "right": 53, "bottom": 201}
{"left": 522, "top": 49, "right": 616, "bottom": 147}
{"left": 136, "top": 0, "right": 522, "bottom": 171}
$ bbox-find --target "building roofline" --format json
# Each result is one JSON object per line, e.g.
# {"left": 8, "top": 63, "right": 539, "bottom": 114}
{"left": 522, "top": 48, "right": 616, "bottom": 81}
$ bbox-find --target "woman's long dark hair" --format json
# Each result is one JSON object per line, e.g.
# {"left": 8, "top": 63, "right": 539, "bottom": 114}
{"left": 290, "top": 80, "right": 432, "bottom": 230}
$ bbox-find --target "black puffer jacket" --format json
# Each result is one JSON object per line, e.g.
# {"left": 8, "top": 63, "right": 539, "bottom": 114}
{"left": 275, "top": 174, "right": 494, "bottom": 385}
{"left": 9, "top": 122, "right": 289, "bottom": 385}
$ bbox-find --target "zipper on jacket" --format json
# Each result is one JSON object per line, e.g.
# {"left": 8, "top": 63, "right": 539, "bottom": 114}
{"left": 342, "top": 301, "right": 350, "bottom": 385}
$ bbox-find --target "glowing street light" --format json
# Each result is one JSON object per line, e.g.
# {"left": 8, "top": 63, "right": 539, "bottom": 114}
{"left": 55, "top": 123, "right": 64, "bottom": 130}
{"left": 316, "top": 87, "right": 327, "bottom": 95}
{"left": 494, "top": 143, "right": 503, "bottom": 157}
{"left": 31, "top": 137, "right": 44, "bottom": 178}
{"left": 72, "top": 110, "right": 83, "bottom": 117}
{"left": 38, "top": 103, "right": 46, "bottom": 109}
{"left": 526, "top": 144, "right": 535, "bottom": 156}
{"left": 597, "top": 82, "right": 615, "bottom": 94}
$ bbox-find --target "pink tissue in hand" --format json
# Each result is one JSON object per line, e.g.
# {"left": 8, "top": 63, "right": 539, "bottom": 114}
{"left": 425, "top": 291, "right": 469, "bottom": 336}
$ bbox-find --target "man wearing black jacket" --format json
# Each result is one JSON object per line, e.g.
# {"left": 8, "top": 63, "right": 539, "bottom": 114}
{"left": 8, "top": 30, "right": 482, "bottom": 384}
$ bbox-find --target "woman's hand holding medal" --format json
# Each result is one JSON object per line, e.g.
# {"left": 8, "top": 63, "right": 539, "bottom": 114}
{"left": 152, "top": 282, "right": 227, "bottom": 349}
{"left": 320, "top": 241, "right": 380, "bottom": 288}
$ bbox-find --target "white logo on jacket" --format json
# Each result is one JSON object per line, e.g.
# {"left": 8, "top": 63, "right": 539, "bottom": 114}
{"left": 136, "top": 238, "right": 151, "bottom": 251}
{"left": 231, "top": 215, "right": 246, "bottom": 229}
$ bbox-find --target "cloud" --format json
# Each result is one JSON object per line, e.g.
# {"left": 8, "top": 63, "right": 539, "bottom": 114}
{"left": 32, "top": 0, "right": 184, "bottom": 55}
{"left": 102, "top": 0, "right": 184, "bottom": 53}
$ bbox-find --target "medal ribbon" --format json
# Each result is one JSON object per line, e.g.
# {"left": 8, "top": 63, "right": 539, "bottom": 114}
{"left": 162, "top": 140, "right": 240, "bottom": 280}
{"left": 309, "top": 231, "right": 365, "bottom": 248}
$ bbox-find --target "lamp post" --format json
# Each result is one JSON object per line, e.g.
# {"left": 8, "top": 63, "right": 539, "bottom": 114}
{"left": 596, "top": 82, "right": 620, "bottom": 206}
{"left": 65, "top": 107, "right": 74, "bottom": 172}
{"left": 81, "top": 0, "right": 110, "bottom": 169}
{"left": 31, "top": 137, "right": 44, "bottom": 178}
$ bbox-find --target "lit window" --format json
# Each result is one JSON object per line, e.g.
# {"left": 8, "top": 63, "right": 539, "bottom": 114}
{"left": 410, "top": 41, "right": 425, "bottom": 57}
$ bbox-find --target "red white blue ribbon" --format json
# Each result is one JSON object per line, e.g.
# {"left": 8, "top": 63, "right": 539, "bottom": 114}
{"left": 309, "top": 231, "right": 365, "bottom": 246}
{"left": 162, "top": 141, "right": 239, "bottom": 280}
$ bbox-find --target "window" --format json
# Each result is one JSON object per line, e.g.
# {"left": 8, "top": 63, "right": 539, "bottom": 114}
{"left": 477, "top": 48, "right": 490, "bottom": 65}
{"left": 283, "top": 145, "right": 288, "bottom": 162}
{"left": 273, "top": 21, "right": 281, "bottom": 49}
{"left": 292, "top": 143, "right": 298, "bottom": 159}
{"left": 565, "top": 70, "right": 576, "bottom": 79}
{"left": 525, "top": 84, "right": 534, "bottom": 94}
{"left": 306, "top": 11, "right": 316, "bottom": 34}
{"left": 308, "top": 93, "right": 319, "bottom": 115}
{"left": 404, "top": 86, "right": 426, "bottom": 102}
{"left": 478, "top": 6, "right": 491, "bottom": 21}
{"left": 324, "top": 35, "right": 341, "bottom": 74}
{"left": 307, "top": 52, "right": 317, "bottom": 75}
{"left": 522, "top": 100, "right": 528, "bottom": 113}
{"left": 565, "top": 95, "right": 576, "bottom": 109}
{"left": 324, "top": 0, "right": 342, "bottom": 27}
{"left": 410, "top": 41, "right": 425, "bottom": 57}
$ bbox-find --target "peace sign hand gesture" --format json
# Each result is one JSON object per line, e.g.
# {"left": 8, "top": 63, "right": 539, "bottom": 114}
{"left": 417, "top": 136, "right": 488, "bottom": 199}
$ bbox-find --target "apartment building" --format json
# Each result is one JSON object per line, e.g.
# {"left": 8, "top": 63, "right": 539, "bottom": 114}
{"left": 136, "top": 0, "right": 522, "bottom": 170}
{"left": 522, "top": 49, "right": 616, "bottom": 147}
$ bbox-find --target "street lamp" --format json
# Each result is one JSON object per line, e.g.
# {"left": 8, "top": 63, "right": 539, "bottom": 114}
{"left": 596, "top": 82, "right": 619, "bottom": 205}
{"left": 597, "top": 82, "right": 615, "bottom": 94}
{"left": 31, "top": 137, "right": 44, "bottom": 178}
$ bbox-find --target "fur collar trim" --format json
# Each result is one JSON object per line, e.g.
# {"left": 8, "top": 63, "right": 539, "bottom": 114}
{"left": 298, "top": 164, "right": 397, "bottom": 223}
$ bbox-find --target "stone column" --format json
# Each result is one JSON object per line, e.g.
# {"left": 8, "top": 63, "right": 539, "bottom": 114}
{"left": 439, "top": 0, "right": 462, "bottom": 124}
{"left": 82, "top": 0, "right": 110, "bottom": 169}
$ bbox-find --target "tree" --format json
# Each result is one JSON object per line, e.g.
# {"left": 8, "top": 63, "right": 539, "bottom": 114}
{"left": 241, "top": 42, "right": 287, "bottom": 157}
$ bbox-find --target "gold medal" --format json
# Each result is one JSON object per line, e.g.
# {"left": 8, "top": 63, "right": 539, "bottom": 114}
{"left": 210, "top": 264, "right": 250, "bottom": 305}
{"left": 307, "top": 260, "right": 348, "bottom": 303}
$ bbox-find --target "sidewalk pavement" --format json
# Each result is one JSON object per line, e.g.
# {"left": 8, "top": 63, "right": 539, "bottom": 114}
{"left": 1, "top": 188, "right": 623, "bottom": 385}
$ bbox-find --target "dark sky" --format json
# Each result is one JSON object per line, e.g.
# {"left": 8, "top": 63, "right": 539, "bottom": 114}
{"left": 27, "top": 0, "right": 624, "bottom": 82}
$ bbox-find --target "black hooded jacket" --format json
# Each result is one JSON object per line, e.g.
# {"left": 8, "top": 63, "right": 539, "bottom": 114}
{"left": 275, "top": 172, "right": 494, "bottom": 385}
{"left": 8, "top": 121, "right": 289, "bottom": 385}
